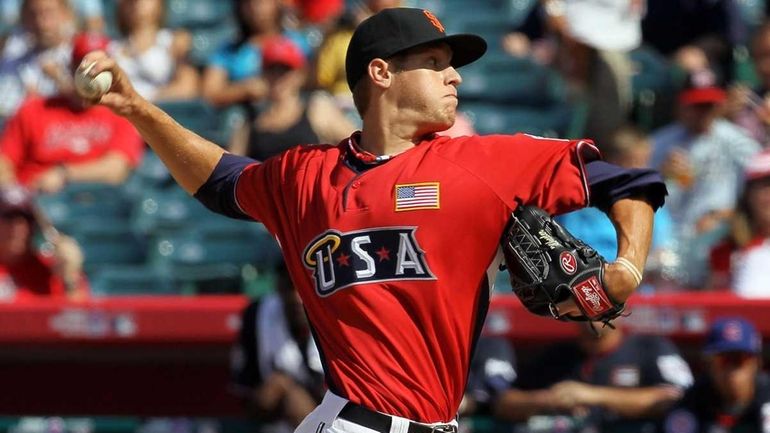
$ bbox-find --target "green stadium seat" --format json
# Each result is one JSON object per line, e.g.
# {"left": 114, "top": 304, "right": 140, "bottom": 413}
{"left": 460, "top": 58, "right": 567, "bottom": 107}
{"left": 165, "top": 0, "right": 234, "bottom": 29}
{"left": 629, "top": 45, "right": 672, "bottom": 96}
{"left": 171, "top": 263, "right": 243, "bottom": 295}
{"left": 155, "top": 99, "right": 227, "bottom": 145}
{"left": 149, "top": 223, "right": 281, "bottom": 270}
{"left": 461, "top": 102, "right": 572, "bottom": 136}
{"left": 71, "top": 224, "right": 146, "bottom": 275}
{"left": 131, "top": 186, "right": 211, "bottom": 235}
{"left": 90, "top": 265, "right": 177, "bottom": 296}
{"left": 36, "top": 183, "right": 132, "bottom": 230}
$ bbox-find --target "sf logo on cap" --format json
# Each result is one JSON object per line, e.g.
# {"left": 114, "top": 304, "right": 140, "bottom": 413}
{"left": 423, "top": 10, "right": 445, "bottom": 33}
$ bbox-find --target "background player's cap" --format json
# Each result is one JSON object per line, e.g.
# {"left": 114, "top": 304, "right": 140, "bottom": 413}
{"left": 72, "top": 32, "right": 111, "bottom": 67}
{"left": 704, "top": 317, "right": 761, "bottom": 354}
{"left": 678, "top": 68, "right": 726, "bottom": 106}
{"left": 345, "top": 7, "right": 487, "bottom": 91}
{"left": 745, "top": 150, "right": 770, "bottom": 182}
{"left": 262, "top": 36, "right": 306, "bottom": 70}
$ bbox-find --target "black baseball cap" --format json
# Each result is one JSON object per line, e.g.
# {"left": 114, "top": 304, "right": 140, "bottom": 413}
{"left": 345, "top": 7, "right": 487, "bottom": 91}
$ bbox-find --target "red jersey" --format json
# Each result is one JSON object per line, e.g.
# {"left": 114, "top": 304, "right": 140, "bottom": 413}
{"left": 235, "top": 132, "right": 598, "bottom": 422}
{"left": 0, "top": 96, "right": 144, "bottom": 185}
{"left": 0, "top": 252, "right": 86, "bottom": 301}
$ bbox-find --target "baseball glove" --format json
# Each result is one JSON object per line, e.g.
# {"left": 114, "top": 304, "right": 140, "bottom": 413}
{"left": 500, "top": 205, "right": 626, "bottom": 326}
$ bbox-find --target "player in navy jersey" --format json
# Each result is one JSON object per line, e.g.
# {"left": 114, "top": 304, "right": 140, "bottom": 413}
{"left": 80, "top": 6, "right": 665, "bottom": 433}
{"left": 663, "top": 318, "right": 770, "bottom": 433}
{"left": 495, "top": 323, "right": 692, "bottom": 432}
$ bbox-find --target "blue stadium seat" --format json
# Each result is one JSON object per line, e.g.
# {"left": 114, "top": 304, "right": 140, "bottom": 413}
{"left": 494, "top": 270, "right": 513, "bottom": 292}
{"left": 188, "top": 24, "right": 239, "bottom": 67}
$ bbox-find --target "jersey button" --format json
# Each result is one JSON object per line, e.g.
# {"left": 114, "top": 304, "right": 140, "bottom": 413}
{"left": 351, "top": 181, "right": 361, "bottom": 189}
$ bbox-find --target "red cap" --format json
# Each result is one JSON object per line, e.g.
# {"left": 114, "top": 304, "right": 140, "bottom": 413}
{"left": 72, "top": 32, "right": 111, "bottom": 67}
{"left": 295, "top": 0, "right": 343, "bottom": 24}
{"left": 262, "top": 36, "right": 306, "bottom": 70}
{"left": 745, "top": 150, "right": 770, "bottom": 182}
{"left": 678, "top": 69, "right": 726, "bottom": 105}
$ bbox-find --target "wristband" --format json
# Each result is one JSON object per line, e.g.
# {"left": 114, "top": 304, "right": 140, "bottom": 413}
{"left": 615, "top": 257, "right": 643, "bottom": 286}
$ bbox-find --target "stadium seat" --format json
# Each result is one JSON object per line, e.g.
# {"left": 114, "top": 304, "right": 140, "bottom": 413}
{"left": 461, "top": 102, "right": 572, "bottom": 137}
{"left": 89, "top": 264, "right": 177, "bottom": 296}
{"left": 155, "top": 100, "right": 227, "bottom": 145}
{"left": 165, "top": 0, "right": 234, "bottom": 29}
{"left": 629, "top": 45, "right": 672, "bottom": 96}
{"left": 188, "top": 24, "right": 239, "bottom": 67}
{"left": 459, "top": 57, "right": 567, "bottom": 107}
{"left": 148, "top": 222, "right": 281, "bottom": 271}
{"left": 70, "top": 223, "right": 147, "bottom": 276}
{"left": 131, "top": 186, "right": 212, "bottom": 235}
{"left": 36, "top": 183, "right": 132, "bottom": 231}
{"left": 171, "top": 263, "right": 243, "bottom": 295}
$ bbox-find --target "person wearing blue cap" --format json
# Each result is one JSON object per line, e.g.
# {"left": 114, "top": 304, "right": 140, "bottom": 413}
{"left": 662, "top": 317, "right": 770, "bottom": 433}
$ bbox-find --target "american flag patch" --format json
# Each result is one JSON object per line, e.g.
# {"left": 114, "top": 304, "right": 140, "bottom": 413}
{"left": 395, "top": 182, "right": 440, "bottom": 211}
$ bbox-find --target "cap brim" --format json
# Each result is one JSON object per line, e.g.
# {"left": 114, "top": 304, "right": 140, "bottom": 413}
{"left": 394, "top": 33, "right": 488, "bottom": 69}
{"left": 679, "top": 88, "right": 726, "bottom": 105}
{"left": 703, "top": 342, "right": 759, "bottom": 354}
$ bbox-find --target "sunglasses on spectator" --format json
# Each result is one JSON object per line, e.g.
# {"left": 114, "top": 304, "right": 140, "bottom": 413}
{"left": 713, "top": 352, "right": 755, "bottom": 368}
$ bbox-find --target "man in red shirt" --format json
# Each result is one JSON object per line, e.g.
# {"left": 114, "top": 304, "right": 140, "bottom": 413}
{"left": 0, "top": 185, "right": 87, "bottom": 300}
{"left": 82, "top": 7, "right": 665, "bottom": 432}
{"left": 0, "top": 32, "right": 143, "bottom": 193}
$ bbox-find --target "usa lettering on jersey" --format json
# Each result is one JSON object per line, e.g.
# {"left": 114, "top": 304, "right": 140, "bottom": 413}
{"left": 302, "top": 227, "right": 435, "bottom": 296}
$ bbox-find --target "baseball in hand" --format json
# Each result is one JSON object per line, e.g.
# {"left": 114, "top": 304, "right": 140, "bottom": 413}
{"left": 74, "top": 61, "right": 113, "bottom": 99}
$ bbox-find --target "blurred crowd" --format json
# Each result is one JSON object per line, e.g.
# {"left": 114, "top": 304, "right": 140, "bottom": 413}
{"left": 1, "top": 0, "right": 770, "bottom": 300}
{"left": 1, "top": 1, "right": 770, "bottom": 432}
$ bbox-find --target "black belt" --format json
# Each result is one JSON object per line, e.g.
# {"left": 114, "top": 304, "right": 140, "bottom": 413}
{"left": 337, "top": 402, "right": 457, "bottom": 433}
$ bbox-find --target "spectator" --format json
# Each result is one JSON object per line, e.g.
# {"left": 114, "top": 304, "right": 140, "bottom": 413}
{"left": 230, "top": 261, "right": 324, "bottom": 431}
{"left": 314, "top": 0, "right": 401, "bottom": 109}
{"left": 709, "top": 150, "right": 770, "bottom": 295}
{"left": 502, "top": 0, "right": 644, "bottom": 148}
{"left": 559, "top": 126, "right": 676, "bottom": 291}
{"left": 0, "top": 32, "right": 144, "bottom": 193}
{"left": 662, "top": 317, "right": 770, "bottom": 433}
{"left": 0, "top": 185, "right": 87, "bottom": 301}
{"left": 0, "top": 0, "right": 76, "bottom": 118}
{"left": 201, "top": 0, "right": 310, "bottom": 108}
{"left": 229, "top": 36, "right": 354, "bottom": 160}
{"left": 642, "top": 0, "right": 746, "bottom": 76}
{"left": 726, "top": 22, "right": 770, "bottom": 147}
{"left": 651, "top": 69, "right": 761, "bottom": 287}
{"left": 459, "top": 336, "right": 518, "bottom": 420}
{"left": 494, "top": 323, "right": 692, "bottom": 432}
{"left": 110, "top": 0, "right": 199, "bottom": 102}
{"left": 0, "top": 0, "right": 104, "bottom": 34}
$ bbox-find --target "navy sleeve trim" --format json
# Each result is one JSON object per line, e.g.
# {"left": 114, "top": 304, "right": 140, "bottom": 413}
{"left": 193, "top": 153, "right": 258, "bottom": 220}
{"left": 586, "top": 160, "right": 668, "bottom": 212}
{"left": 575, "top": 140, "right": 602, "bottom": 206}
